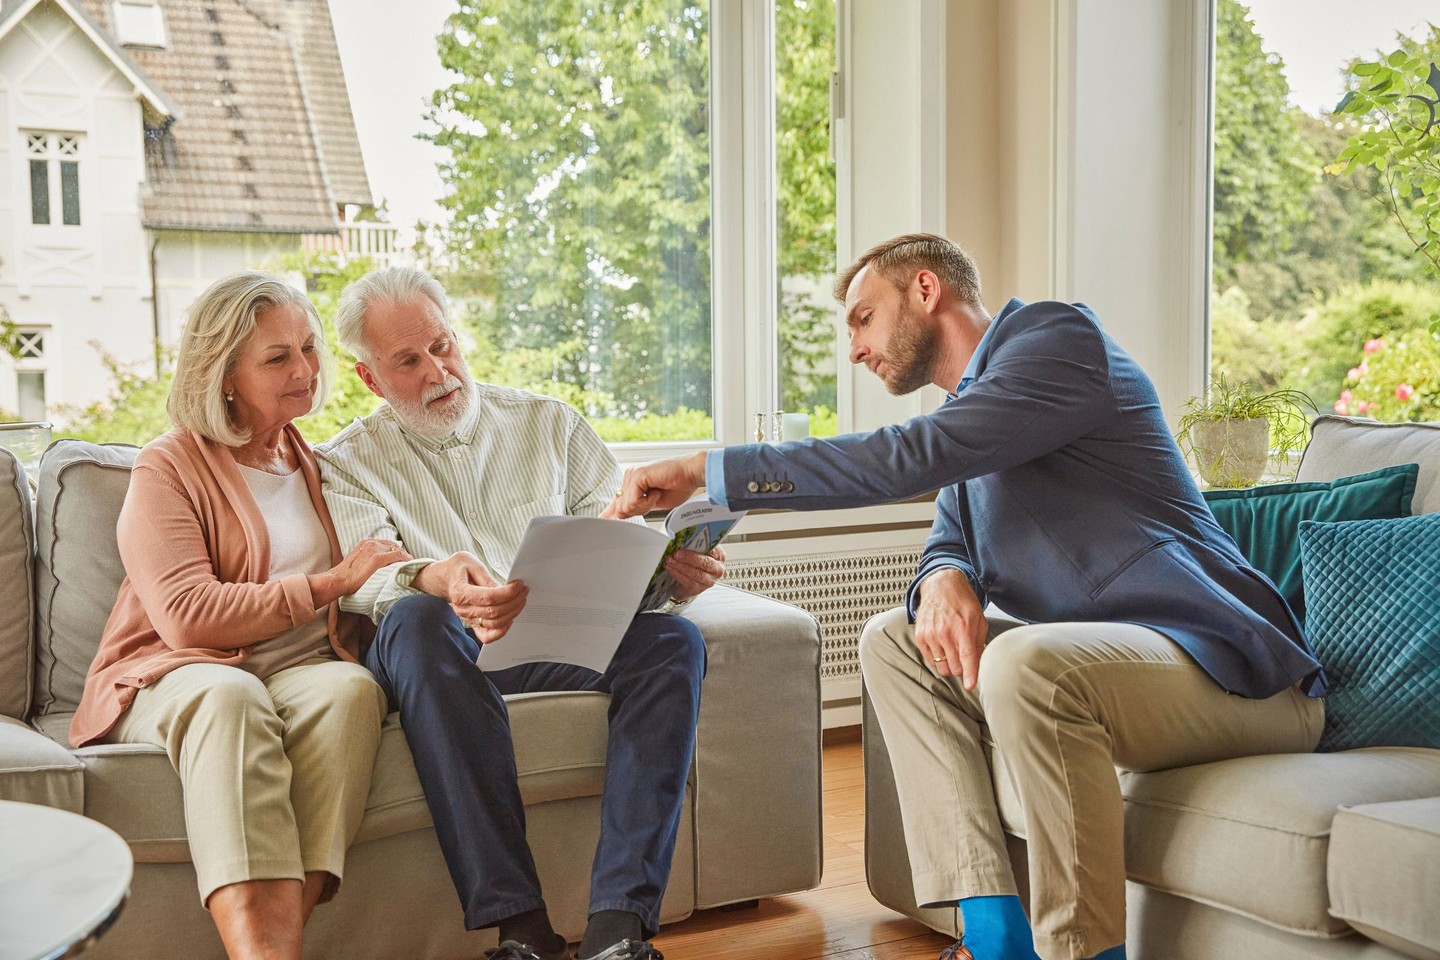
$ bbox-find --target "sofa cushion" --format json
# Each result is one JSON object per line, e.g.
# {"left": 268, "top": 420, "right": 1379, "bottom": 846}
{"left": 1297, "top": 415, "right": 1440, "bottom": 514}
{"left": 0, "top": 448, "right": 35, "bottom": 720}
{"left": 1300, "top": 512, "right": 1440, "bottom": 751}
{"left": 32, "top": 441, "right": 138, "bottom": 716}
{"left": 32, "top": 690, "right": 611, "bottom": 861}
{"left": 1201, "top": 463, "right": 1417, "bottom": 622}
{"left": 1328, "top": 797, "right": 1440, "bottom": 960}
{"left": 0, "top": 715, "right": 83, "bottom": 811}
{"left": 1121, "top": 747, "right": 1440, "bottom": 938}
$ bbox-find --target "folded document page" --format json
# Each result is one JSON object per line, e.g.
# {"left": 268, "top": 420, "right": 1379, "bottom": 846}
{"left": 477, "top": 497, "right": 746, "bottom": 673}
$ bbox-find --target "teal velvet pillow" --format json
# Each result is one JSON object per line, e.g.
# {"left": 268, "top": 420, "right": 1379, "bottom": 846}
{"left": 1202, "top": 463, "right": 1418, "bottom": 622}
{"left": 1299, "top": 512, "right": 1440, "bottom": 752}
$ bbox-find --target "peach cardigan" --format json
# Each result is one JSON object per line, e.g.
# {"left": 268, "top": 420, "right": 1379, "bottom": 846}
{"left": 69, "top": 425, "right": 371, "bottom": 747}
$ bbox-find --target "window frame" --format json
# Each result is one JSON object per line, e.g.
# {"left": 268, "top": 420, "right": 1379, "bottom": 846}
{"left": 25, "top": 132, "right": 84, "bottom": 233}
{"left": 608, "top": 0, "right": 785, "bottom": 466}
{"left": 9, "top": 327, "right": 49, "bottom": 424}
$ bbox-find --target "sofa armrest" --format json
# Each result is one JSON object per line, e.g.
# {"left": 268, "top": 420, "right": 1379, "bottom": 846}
{"left": 0, "top": 715, "right": 84, "bottom": 811}
{"left": 682, "top": 584, "right": 822, "bottom": 907}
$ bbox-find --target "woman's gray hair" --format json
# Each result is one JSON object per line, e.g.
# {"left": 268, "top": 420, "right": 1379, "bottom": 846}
{"left": 334, "top": 266, "right": 450, "bottom": 362}
{"left": 167, "top": 271, "right": 332, "bottom": 447}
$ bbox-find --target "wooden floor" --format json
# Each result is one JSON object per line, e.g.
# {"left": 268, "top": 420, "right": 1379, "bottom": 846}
{"left": 651, "top": 731, "right": 955, "bottom": 960}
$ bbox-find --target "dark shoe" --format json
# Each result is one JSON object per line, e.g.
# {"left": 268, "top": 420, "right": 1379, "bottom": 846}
{"left": 485, "top": 940, "right": 571, "bottom": 960}
{"left": 578, "top": 939, "right": 663, "bottom": 960}
{"left": 939, "top": 940, "right": 974, "bottom": 960}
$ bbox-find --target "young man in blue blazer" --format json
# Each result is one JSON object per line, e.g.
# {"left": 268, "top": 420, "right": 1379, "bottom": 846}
{"left": 605, "top": 233, "right": 1325, "bottom": 960}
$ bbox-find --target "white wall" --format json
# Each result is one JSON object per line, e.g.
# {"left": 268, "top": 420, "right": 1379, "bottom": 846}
{"left": 1058, "top": 0, "right": 1211, "bottom": 418}
{"left": 841, "top": 0, "right": 1209, "bottom": 428}
{"left": 152, "top": 231, "right": 301, "bottom": 346}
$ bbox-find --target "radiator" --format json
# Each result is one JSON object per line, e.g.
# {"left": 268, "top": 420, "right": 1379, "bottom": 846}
{"left": 720, "top": 524, "right": 926, "bottom": 727}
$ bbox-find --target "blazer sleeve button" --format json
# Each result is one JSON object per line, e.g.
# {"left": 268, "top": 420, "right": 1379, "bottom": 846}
{"left": 747, "top": 481, "right": 760, "bottom": 493}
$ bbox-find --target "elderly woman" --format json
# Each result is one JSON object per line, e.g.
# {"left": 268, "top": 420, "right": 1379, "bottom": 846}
{"left": 69, "top": 272, "right": 410, "bottom": 960}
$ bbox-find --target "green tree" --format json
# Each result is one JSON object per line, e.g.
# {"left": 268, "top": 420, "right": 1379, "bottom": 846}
{"left": 1212, "top": 0, "right": 1319, "bottom": 286}
{"left": 427, "top": 0, "right": 712, "bottom": 423}
{"left": 1225, "top": 113, "right": 1430, "bottom": 323}
{"left": 1331, "top": 27, "right": 1440, "bottom": 274}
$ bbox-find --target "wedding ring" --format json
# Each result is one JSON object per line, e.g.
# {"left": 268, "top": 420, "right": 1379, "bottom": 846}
{"left": 933, "top": 655, "right": 947, "bottom": 662}
{"left": 615, "top": 488, "right": 623, "bottom": 498}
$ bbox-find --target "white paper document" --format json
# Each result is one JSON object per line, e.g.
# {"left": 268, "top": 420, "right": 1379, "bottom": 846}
{"left": 476, "top": 516, "right": 667, "bottom": 673}
{"left": 476, "top": 498, "right": 746, "bottom": 673}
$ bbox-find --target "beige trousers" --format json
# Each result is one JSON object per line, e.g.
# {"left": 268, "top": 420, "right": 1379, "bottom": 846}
{"left": 114, "top": 659, "right": 387, "bottom": 905}
{"left": 858, "top": 607, "right": 1323, "bottom": 960}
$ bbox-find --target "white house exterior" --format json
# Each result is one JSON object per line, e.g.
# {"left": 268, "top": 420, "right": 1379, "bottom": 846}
{"left": 0, "top": 0, "right": 389, "bottom": 423}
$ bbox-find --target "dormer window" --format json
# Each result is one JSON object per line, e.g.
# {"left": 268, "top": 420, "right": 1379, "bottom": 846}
{"left": 112, "top": 1, "right": 168, "bottom": 49}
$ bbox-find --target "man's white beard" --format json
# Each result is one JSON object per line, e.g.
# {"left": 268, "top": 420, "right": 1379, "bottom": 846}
{"left": 390, "top": 375, "right": 475, "bottom": 438}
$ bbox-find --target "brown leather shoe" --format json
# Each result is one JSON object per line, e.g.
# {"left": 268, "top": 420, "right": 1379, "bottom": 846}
{"left": 939, "top": 940, "right": 974, "bottom": 960}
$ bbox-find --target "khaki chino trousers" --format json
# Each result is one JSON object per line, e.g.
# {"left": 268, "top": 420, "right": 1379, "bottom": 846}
{"left": 859, "top": 607, "right": 1323, "bottom": 960}
{"left": 114, "top": 659, "right": 387, "bottom": 904}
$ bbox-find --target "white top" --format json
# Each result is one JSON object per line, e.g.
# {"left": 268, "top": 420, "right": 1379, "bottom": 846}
{"left": 237, "top": 464, "right": 333, "bottom": 678}
{"left": 316, "top": 381, "right": 634, "bottom": 623}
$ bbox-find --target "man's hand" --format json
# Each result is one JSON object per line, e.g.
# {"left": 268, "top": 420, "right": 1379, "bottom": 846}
{"left": 602, "top": 452, "right": 708, "bottom": 519}
{"left": 666, "top": 546, "right": 726, "bottom": 600}
{"left": 414, "top": 552, "right": 529, "bottom": 645}
{"left": 914, "top": 568, "right": 988, "bottom": 689}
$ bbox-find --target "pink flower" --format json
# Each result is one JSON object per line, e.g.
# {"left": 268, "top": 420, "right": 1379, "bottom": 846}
{"left": 1340, "top": 388, "right": 1353, "bottom": 402}
{"left": 1334, "top": 399, "right": 1350, "bottom": 414}
{"left": 1396, "top": 383, "right": 1416, "bottom": 402}
{"left": 1356, "top": 400, "right": 1372, "bottom": 413}
{"left": 1347, "top": 366, "right": 1364, "bottom": 382}
{"left": 1364, "top": 338, "right": 1386, "bottom": 354}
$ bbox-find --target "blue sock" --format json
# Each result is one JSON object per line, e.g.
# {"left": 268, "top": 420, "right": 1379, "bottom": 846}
{"left": 956, "top": 895, "right": 1041, "bottom": 960}
{"left": 1086, "top": 947, "right": 1126, "bottom": 960}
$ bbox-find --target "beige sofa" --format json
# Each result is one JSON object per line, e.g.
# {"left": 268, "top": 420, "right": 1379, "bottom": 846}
{"left": 863, "top": 415, "right": 1440, "bottom": 960}
{"left": 0, "top": 440, "right": 824, "bottom": 959}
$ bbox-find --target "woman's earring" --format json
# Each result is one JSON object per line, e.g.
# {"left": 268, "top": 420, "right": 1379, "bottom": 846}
{"left": 225, "top": 390, "right": 234, "bottom": 403}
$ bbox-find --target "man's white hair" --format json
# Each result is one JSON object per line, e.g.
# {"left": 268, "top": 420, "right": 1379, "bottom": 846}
{"left": 334, "top": 266, "right": 450, "bottom": 362}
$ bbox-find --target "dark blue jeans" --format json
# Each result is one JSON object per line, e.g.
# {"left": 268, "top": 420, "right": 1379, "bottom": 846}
{"left": 364, "top": 594, "right": 706, "bottom": 937}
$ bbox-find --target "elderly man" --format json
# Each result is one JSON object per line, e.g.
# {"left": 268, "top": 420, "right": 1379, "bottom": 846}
{"left": 316, "top": 266, "right": 722, "bottom": 960}
{"left": 607, "top": 233, "right": 1325, "bottom": 960}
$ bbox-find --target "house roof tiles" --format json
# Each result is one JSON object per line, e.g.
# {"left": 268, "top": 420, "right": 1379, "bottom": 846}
{"left": 73, "top": 0, "right": 371, "bottom": 234}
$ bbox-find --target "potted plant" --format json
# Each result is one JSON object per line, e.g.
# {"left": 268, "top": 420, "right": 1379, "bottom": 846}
{"left": 1175, "top": 376, "right": 1314, "bottom": 488}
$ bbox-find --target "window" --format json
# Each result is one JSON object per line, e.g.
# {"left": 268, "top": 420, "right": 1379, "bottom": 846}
{"left": 330, "top": 0, "right": 842, "bottom": 452}
{"left": 426, "top": 3, "right": 715, "bottom": 444}
{"left": 1210, "top": 0, "right": 1440, "bottom": 422}
{"left": 113, "top": 1, "right": 168, "bottom": 48}
{"left": 53, "top": 1, "right": 851, "bottom": 452}
{"left": 10, "top": 329, "right": 48, "bottom": 423}
{"left": 27, "top": 134, "right": 81, "bottom": 227}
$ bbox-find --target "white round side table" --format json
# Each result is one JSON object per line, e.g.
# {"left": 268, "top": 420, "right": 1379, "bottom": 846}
{"left": 0, "top": 800, "right": 133, "bottom": 960}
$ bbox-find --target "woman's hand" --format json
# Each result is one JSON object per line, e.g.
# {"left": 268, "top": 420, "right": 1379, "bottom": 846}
{"left": 310, "top": 539, "right": 411, "bottom": 606}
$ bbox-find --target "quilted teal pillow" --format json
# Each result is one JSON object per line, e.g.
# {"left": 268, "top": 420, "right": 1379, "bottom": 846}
{"left": 1299, "top": 512, "right": 1440, "bottom": 752}
{"left": 1203, "top": 463, "right": 1418, "bottom": 622}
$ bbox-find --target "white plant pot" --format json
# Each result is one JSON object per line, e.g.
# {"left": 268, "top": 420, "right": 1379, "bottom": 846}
{"left": 1191, "top": 417, "right": 1269, "bottom": 488}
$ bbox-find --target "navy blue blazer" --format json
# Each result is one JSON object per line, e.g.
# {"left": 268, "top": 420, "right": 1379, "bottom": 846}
{"left": 719, "top": 298, "right": 1324, "bottom": 700}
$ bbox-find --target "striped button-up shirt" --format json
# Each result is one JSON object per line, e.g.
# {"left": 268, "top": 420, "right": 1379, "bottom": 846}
{"left": 315, "top": 381, "right": 625, "bottom": 623}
